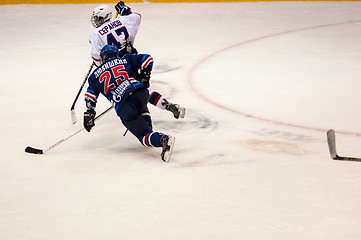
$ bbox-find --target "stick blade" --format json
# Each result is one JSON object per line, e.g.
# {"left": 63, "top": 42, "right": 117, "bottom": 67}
{"left": 71, "top": 109, "right": 77, "bottom": 124}
{"left": 327, "top": 129, "right": 337, "bottom": 159}
{"left": 326, "top": 129, "right": 361, "bottom": 162}
{"left": 25, "top": 146, "right": 44, "bottom": 154}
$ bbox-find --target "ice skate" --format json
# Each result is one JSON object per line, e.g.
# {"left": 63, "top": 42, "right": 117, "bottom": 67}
{"left": 162, "top": 99, "right": 185, "bottom": 119}
{"left": 160, "top": 135, "right": 175, "bottom": 163}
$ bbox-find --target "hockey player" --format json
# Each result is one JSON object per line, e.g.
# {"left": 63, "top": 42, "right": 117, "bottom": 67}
{"left": 89, "top": 2, "right": 140, "bottom": 66}
{"left": 89, "top": 2, "right": 185, "bottom": 119}
{"left": 83, "top": 45, "right": 175, "bottom": 162}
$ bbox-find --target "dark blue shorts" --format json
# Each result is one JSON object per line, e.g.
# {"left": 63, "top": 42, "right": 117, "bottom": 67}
{"left": 117, "top": 88, "right": 152, "bottom": 138}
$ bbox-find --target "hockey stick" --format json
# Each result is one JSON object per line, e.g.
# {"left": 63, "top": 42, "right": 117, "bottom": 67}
{"left": 327, "top": 129, "right": 361, "bottom": 162}
{"left": 26, "top": 106, "right": 113, "bottom": 155}
{"left": 70, "top": 62, "right": 95, "bottom": 124}
{"left": 68, "top": 9, "right": 119, "bottom": 124}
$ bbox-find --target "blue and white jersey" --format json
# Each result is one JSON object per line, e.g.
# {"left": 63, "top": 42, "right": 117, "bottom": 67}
{"left": 85, "top": 54, "right": 153, "bottom": 114}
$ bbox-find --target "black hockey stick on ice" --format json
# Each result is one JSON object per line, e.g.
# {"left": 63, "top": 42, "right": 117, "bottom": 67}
{"left": 25, "top": 106, "right": 113, "bottom": 155}
{"left": 70, "top": 62, "right": 95, "bottom": 124}
{"left": 327, "top": 129, "right": 361, "bottom": 162}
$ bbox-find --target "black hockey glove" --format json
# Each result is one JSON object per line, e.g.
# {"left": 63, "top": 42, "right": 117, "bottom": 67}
{"left": 139, "top": 72, "right": 150, "bottom": 88}
{"left": 117, "top": 42, "right": 138, "bottom": 58}
{"left": 125, "top": 41, "right": 138, "bottom": 55}
{"left": 115, "top": 1, "right": 131, "bottom": 16}
{"left": 83, "top": 108, "right": 96, "bottom": 132}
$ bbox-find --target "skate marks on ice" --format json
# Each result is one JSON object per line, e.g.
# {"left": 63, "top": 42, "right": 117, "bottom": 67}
{"left": 237, "top": 139, "right": 313, "bottom": 156}
{"left": 172, "top": 152, "right": 239, "bottom": 168}
{"left": 153, "top": 108, "right": 240, "bottom": 167}
{"left": 150, "top": 79, "right": 178, "bottom": 97}
{"left": 238, "top": 128, "right": 319, "bottom": 156}
{"left": 152, "top": 62, "right": 181, "bottom": 74}
{"left": 100, "top": 108, "right": 219, "bottom": 164}
{"left": 174, "top": 138, "right": 313, "bottom": 169}
{"left": 152, "top": 57, "right": 182, "bottom": 74}
{"left": 173, "top": 127, "right": 319, "bottom": 168}
{"left": 150, "top": 60, "right": 182, "bottom": 94}
{"left": 153, "top": 108, "right": 218, "bottom": 132}
{"left": 249, "top": 128, "right": 322, "bottom": 143}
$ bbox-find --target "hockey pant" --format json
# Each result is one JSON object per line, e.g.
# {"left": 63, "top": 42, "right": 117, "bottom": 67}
{"left": 117, "top": 88, "right": 162, "bottom": 147}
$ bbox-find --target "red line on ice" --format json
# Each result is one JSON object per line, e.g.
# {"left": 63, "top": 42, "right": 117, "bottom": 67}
{"left": 187, "top": 20, "right": 361, "bottom": 137}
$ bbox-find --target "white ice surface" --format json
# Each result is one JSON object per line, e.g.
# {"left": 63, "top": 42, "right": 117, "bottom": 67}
{"left": 1, "top": 2, "right": 361, "bottom": 240}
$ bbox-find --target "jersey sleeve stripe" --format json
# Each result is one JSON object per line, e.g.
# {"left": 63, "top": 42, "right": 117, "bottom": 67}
{"left": 85, "top": 92, "right": 97, "bottom": 103}
{"left": 141, "top": 56, "right": 153, "bottom": 70}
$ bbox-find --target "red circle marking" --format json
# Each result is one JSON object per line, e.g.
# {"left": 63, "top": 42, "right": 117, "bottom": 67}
{"left": 187, "top": 20, "right": 361, "bottom": 136}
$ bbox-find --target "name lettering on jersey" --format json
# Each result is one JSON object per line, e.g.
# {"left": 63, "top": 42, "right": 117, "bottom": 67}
{"left": 98, "top": 20, "right": 123, "bottom": 36}
{"left": 94, "top": 58, "right": 128, "bottom": 78}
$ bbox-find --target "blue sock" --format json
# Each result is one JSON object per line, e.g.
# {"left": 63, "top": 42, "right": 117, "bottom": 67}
{"left": 139, "top": 131, "right": 162, "bottom": 147}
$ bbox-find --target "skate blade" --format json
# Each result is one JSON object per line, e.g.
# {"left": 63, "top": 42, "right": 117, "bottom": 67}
{"left": 178, "top": 107, "right": 185, "bottom": 119}
{"left": 162, "top": 136, "right": 175, "bottom": 163}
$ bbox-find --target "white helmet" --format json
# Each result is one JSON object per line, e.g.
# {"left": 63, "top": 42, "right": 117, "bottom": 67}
{"left": 91, "top": 5, "right": 112, "bottom": 28}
